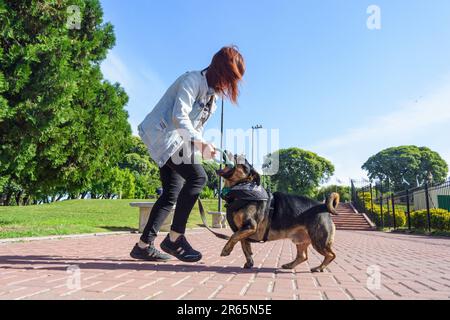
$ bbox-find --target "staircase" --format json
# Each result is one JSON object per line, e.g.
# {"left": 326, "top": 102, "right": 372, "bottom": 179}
{"left": 332, "top": 203, "right": 375, "bottom": 231}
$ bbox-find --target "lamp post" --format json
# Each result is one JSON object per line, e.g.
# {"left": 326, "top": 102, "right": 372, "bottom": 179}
{"left": 251, "top": 125, "right": 263, "bottom": 166}
{"left": 218, "top": 98, "right": 225, "bottom": 212}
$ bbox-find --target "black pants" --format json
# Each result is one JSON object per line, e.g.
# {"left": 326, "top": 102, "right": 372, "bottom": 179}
{"left": 140, "top": 156, "right": 208, "bottom": 245}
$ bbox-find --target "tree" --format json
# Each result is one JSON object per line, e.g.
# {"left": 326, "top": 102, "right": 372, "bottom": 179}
{"left": 118, "top": 136, "right": 160, "bottom": 199}
{"left": 315, "top": 185, "right": 351, "bottom": 203}
{"left": 362, "top": 146, "right": 448, "bottom": 191}
{"left": 0, "top": 0, "right": 131, "bottom": 204}
{"left": 268, "top": 148, "right": 335, "bottom": 197}
{"left": 202, "top": 160, "right": 220, "bottom": 194}
{"left": 121, "top": 169, "right": 136, "bottom": 199}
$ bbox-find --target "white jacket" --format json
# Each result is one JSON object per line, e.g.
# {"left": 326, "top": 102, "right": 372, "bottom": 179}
{"left": 138, "top": 70, "right": 217, "bottom": 167}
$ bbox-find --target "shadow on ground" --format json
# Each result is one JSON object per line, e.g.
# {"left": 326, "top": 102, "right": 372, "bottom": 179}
{"left": 0, "top": 255, "right": 302, "bottom": 274}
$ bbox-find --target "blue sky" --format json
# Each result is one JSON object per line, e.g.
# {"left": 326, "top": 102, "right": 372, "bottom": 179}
{"left": 100, "top": 0, "right": 450, "bottom": 183}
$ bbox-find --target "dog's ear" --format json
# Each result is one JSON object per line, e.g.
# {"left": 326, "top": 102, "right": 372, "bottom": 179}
{"left": 249, "top": 168, "right": 261, "bottom": 186}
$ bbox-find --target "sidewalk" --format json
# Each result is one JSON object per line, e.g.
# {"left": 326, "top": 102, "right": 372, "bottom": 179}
{"left": 0, "top": 230, "right": 449, "bottom": 300}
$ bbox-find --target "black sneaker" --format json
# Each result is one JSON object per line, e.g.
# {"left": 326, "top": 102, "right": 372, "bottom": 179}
{"left": 130, "top": 243, "right": 171, "bottom": 262}
{"left": 160, "top": 234, "right": 202, "bottom": 263}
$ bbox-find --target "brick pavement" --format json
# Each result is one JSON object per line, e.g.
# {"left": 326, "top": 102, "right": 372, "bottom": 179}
{"left": 0, "top": 230, "right": 449, "bottom": 300}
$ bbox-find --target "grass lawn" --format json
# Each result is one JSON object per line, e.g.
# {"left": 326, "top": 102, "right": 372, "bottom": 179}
{"left": 0, "top": 199, "right": 220, "bottom": 239}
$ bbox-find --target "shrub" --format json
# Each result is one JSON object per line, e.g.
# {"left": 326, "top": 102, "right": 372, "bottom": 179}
{"left": 410, "top": 209, "right": 450, "bottom": 231}
{"left": 316, "top": 185, "right": 351, "bottom": 202}
{"left": 200, "top": 187, "right": 215, "bottom": 200}
{"left": 371, "top": 207, "right": 406, "bottom": 228}
{"left": 362, "top": 199, "right": 406, "bottom": 228}
{"left": 358, "top": 192, "right": 450, "bottom": 231}
{"left": 121, "top": 169, "right": 136, "bottom": 199}
{"left": 389, "top": 210, "right": 407, "bottom": 228}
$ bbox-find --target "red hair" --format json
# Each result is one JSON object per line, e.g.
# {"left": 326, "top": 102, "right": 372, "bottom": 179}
{"left": 206, "top": 46, "right": 245, "bottom": 104}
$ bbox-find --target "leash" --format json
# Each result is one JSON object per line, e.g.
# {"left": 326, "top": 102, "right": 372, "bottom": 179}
{"left": 198, "top": 198, "right": 230, "bottom": 241}
{"left": 196, "top": 147, "right": 233, "bottom": 241}
{"left": 212, "top": 147, "right": 235, "bottom": 168}
{"left": 197, "top": 195, "right": 275, "bottom": 243}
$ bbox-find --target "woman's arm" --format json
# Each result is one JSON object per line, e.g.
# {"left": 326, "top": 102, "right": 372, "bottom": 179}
{"left": 172, "top": 73, "right": 216, "bottom": 159}
{"left": 172, "top": 73, "right": 204, "bottom": 142}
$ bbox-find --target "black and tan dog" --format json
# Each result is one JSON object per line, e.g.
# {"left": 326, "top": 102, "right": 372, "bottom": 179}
{"left": 216, "top": 156, "right": 340, "bottom": 273}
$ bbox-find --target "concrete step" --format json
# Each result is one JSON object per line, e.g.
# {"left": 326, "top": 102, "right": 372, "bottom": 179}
{"left": 332, "top": 203, "right": 375, "bottom": 231}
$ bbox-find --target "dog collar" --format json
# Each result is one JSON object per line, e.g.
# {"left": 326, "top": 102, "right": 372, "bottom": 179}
{"left": 221, "top": 187, "right": 231, "bottom": 198}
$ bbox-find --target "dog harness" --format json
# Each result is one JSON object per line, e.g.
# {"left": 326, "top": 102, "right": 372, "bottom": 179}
{"left": 221, "top": 182, "right": 269, "bottom": 203}
{"left": 221, "top": 182, "right": 275, "bottom": 243}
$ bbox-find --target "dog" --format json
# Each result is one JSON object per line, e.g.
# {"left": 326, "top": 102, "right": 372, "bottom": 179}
{"left": 216, "top": 155, "right": 340, "bottom": 273}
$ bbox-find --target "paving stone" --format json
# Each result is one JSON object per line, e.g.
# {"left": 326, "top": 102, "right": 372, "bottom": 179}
{"left": 0, "top": 230, "right": 449, "bottom": 300}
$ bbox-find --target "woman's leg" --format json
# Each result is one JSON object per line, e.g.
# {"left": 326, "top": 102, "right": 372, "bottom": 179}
{"left": 140, "top": 163, "right": 184, "bottom": 245}
{"left": 158, "top": 159, "right": 208, "bottom": 263}
{"left": 166, "top": 160, "right": 208, "bottom": 235}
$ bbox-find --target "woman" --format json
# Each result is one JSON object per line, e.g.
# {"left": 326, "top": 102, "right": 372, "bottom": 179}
{"left": 130, "top": 46, "right": 245, "bottom": 263}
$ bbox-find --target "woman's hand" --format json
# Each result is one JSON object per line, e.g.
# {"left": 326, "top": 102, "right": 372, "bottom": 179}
{"left": 202, "top": 143, "right": 217, "bottom": 160}
{"left": 193, "top": 141, "right": 216, "bottom": 160}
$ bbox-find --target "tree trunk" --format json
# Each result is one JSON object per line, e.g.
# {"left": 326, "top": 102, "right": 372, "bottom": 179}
{"left": 15, "top": 191, "right": 23, "bottom": 206}
{"left": 3, "top": 192, "right": 11, "bottom": 206}
{"left": 22, "top": 195, "right": 30, "bottom": 206}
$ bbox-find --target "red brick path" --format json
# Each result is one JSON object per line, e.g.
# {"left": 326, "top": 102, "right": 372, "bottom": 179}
{"left": 0, "top": 230, "right": 449, "bottom": 300}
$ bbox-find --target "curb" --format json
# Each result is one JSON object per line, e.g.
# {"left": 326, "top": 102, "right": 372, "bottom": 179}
{"left": 0, "top": 231, "right": 135, "bottom": 244}
{"left": 0, "top": 228, "right": 210, "bottom": 244}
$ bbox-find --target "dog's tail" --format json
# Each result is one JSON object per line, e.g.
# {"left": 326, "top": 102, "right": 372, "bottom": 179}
{"left": 326, "top": 192, "right": 340, "bottom": 215}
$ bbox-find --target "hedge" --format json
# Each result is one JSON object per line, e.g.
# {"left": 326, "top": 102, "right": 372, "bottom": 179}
{"left": 369, "top": 203, "right": 407, "bottom": 228}
{"left": 410, "top": 209, "right": 450, "bottom": 231}
{"left": 358, "top": 193, "right": 406, "bottom": 228}
{"left": 357, "top": 192, "right": 450, "bottom": 231}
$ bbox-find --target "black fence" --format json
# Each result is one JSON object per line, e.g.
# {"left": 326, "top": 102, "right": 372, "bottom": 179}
{"left": 351, "top": 179, "right": 450, "bottom": 232}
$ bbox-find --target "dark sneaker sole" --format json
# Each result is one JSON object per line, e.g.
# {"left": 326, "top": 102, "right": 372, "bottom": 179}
{"left": 160, "top": 242, "right": 202, "bottom": 263}
{"left": 129, "top": 251, "right": 171, "bottom": 262}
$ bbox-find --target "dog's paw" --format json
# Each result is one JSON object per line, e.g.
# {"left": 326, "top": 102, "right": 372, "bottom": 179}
{"left": 243, "top": 261, "right": 254, "bottom": 269}
{"left": 282, "top": 263, "right": 294, "bottom": 270}
{"left": 310, "top": 267, "right": 324, "bottom": 273}
{"left": 220, "top": 248, "right": 231, "bottom": 257}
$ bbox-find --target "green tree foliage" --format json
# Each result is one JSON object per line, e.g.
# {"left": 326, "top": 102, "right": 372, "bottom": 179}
{"left": 87, "top": 136, "right": 160, "bottom": 200}
{"left": 200, "top": 187, "right": 215, "bottom": 199}
{"left": 0, "top": 0, "right": 131, "bottom": 205}
{"left": 121, "top": 168, "right": 136, "bottom": 200}
{"left": 119, "top": 136, "right": 160, "bottom": 199}
{"left": 315, "top": 185, "right": 351, "bottom": 202}
{"left": 268, "top": 148, "right": 335, "bottom": 197}
{"left": 202, "top": 160, "right": 219, "bottom": 193}
{"left": 362, "top": 146, "right": 448, "bottom": 191}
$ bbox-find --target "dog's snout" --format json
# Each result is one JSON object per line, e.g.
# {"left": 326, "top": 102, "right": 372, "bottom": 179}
{"left": 216, "top": 167, "right": 234, "bottom": 179}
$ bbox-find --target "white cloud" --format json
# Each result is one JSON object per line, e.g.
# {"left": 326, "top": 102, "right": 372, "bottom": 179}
{"left": 101, "top": 52, "right": 133, "bottom": 89}
{"left": 101, "top": 52, "right": 166, "bottom": 134}
{"left": 311, "top": 76, "right": 450, "bottom": 185}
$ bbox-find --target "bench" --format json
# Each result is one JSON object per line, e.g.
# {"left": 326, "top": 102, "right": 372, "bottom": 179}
{"left": 208, "top": 211, "right": 227, "bottom": 229}
{"left": 130, "top": 202, "right": 227, "bottom": 231}
{"left": 129, "top": 202, "right": 174, "bottom": 233}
